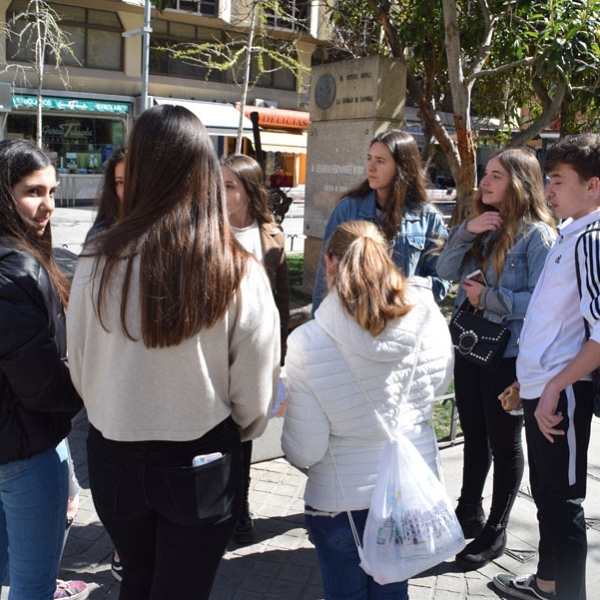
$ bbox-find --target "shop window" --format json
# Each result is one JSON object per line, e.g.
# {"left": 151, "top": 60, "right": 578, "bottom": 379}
{"left": 166, "top": 0, "right": 218, "bottom": 17}
{"left": 6, "top": 113, "right": 125, "bottom": 174}
{"left": 6, "top": 1, "right": 123, "bottom": 71}
{"left": 265, "top": 0, "right": 310, "bottom": 33}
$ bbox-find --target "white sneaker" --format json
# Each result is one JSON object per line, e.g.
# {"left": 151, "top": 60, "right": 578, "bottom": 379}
{"left": 493, "top": 573, "right": 555, "bottom": 600}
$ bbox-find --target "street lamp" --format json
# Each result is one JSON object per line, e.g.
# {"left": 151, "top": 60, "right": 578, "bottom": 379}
{"left": 122, "top": 0, "right": 153, "bottom": 114}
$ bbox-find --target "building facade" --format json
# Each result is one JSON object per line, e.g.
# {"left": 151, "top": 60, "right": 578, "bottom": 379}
{"left": 0, "top": 0, "right": 327, "bottom": 196}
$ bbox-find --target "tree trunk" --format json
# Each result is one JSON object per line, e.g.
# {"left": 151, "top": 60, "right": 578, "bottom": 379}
{"left": 442, "top": 0, "right": 476, "bottom": 225}
{"left": 35, "top": 0, "right": 44, "bottom": 148}
{"left": 449, "top": 113, "right": 477, "bottom": 224}
{"left": 235, "top": 0, "right": 257, "bottom": 154}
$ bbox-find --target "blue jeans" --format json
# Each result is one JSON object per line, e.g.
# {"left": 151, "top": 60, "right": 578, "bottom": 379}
{"left": 305, "top": 508, "right": 409, "bottom": 600}
{"left": 0, "top": 440, "right": 69, "bottom": 600}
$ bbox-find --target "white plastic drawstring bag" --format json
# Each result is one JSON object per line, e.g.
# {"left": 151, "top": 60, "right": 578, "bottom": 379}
{"left": 357, "top": 433, "right": 465, "bottom": 584}
{"left": 331, "top": 338, "right": 465, "bottom": 585}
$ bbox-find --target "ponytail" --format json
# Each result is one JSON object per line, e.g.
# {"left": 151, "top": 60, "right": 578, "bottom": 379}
{"left": 326, "top": 221, "right": 413, "bottom": 336}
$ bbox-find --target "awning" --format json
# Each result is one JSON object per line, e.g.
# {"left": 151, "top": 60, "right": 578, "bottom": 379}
{"left": 258, "top": 130, "right": 307, "bottom": 154}
{"left": 153, "top": 98, "right": 253, "bottom": 137}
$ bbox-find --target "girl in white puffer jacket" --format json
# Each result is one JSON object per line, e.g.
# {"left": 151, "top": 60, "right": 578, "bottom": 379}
{"left": 282, "top": 220, "right": 454, "bottom": 600}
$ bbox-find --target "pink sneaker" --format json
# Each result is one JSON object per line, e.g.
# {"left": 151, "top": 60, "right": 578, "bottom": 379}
{"left": 54, "top": 579, "right": 89, "bottom": 600}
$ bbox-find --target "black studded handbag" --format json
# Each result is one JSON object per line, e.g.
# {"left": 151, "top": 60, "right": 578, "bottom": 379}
{"left": 449, "top": 299, "right": 510, "bottom": 370}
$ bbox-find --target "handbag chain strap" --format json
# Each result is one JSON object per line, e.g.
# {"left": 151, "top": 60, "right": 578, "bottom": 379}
{"left": 327, "top": 337, "right": 422, "bottom": 549}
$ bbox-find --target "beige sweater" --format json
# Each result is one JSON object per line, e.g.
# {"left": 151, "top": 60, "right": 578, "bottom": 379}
{"left": 67, "top": 256, "right": 280, "bottom": 443}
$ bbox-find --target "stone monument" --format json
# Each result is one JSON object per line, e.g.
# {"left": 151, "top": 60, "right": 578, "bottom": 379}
{"left": 303, "top": 55, "right": 407, "bottom": 293}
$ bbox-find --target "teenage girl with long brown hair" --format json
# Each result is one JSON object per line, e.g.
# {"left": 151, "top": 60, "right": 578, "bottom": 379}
{"left": 437, "top": 147, "right": 556, "bottom": 570}
{"left": 67, "top": 105, "right": 280, "bottom": 599}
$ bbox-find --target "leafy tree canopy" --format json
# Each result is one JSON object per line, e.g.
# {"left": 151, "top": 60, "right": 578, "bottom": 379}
{"left": 328, "top": 0, "right": 600, "bottom": 220}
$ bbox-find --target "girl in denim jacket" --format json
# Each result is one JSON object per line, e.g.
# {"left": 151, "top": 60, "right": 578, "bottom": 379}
{"left": 312, "top": 130, "right": 450, "bottom": 312}
{"left": 437, "top": 148, "right": 556, "bottom": 571}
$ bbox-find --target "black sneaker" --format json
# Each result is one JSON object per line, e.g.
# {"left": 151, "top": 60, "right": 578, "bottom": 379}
{"left": 111, "top": 551, "right": 123, "bottom": 583}
{"left": 493, "top": 573, "right": 555, "bottom": 600}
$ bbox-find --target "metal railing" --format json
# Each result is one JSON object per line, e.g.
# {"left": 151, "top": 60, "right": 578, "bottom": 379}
{"left": 435, "top": 392, "right": 462, "bottom": 448}
{"left": 56, "top": 174, "right": 103, "bottom": 208}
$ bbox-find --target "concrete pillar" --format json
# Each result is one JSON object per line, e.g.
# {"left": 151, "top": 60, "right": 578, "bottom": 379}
{"left": 302, "top": 55, "right": 407, "bottom": 293}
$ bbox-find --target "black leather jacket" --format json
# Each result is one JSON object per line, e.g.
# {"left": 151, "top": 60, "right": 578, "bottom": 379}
{"left": 0, "top": 242, "right": 82, "bottom": 465}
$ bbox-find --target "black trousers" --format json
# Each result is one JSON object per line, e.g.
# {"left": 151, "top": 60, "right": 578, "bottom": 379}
{"left": 454, "top": 354, "right": 524, "bottom": 528}
{"left": 87, "top": 417, "right": 243, "bottom": 600}
{"left": 523, "top": 382, "right": 593, "bottom": 600}
{"left": 241, "top": 439, "right": 253, "bottom": 508}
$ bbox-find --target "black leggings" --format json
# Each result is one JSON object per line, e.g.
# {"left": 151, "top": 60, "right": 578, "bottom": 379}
{"left": 454, "top": 354, "right": 524, "bottom": 528}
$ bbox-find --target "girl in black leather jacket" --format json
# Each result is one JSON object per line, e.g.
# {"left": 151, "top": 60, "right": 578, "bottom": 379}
{"left": 0, "top": 139, "right": 84, "bottom": 599}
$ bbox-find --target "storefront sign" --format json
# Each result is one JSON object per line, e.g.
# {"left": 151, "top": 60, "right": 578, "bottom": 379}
{"left": 12, "top": 95, "right": 130, "bottom": 114}
{"left": 42, "top": 123, "right": 93, "bottom": 139}
{"left": 242, "top": 105, "right": 310, "bottom": 130}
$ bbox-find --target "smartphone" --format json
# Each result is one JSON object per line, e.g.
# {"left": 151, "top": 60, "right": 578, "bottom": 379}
{"left": 192, "top": 452, "right": 223, "bottom": 467}
{"left": 465, "top": 269, "right": 487, "bottom": 286}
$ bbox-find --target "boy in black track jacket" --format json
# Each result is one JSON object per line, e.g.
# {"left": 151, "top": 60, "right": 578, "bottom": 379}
{"left": 494, "top": 134, "right": 600, "bottom": 600}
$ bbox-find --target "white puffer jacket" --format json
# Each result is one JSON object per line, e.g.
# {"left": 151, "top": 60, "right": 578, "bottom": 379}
{"left": 281, "top": 279, "right": 454, "bottom": 512}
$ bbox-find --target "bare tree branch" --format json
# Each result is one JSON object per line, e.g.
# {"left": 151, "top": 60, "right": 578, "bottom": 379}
{"left": 3, "top": 0, "right": 79, "bottom": 147}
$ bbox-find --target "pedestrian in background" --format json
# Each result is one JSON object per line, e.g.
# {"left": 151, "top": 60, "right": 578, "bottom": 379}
{"left": 437, "top": 147, "right": 556, "bottom": 569}
{"left": 222, "top": 154, "right": 290, "bottom": 543}
{"left": 312, "top": 129, "right": 450, "bottom": 313}
{"left": 86, "top": 146, "right": 126, "bottom": 241}
{"left": 283, "top": 221, "right": 453, "bottom": 600}
{"left": 84, "top": 145, "right": 127, "bottom": 582}
{"left": 67, "top": 105, "right": 280, "bottom": 600}
{"left": 0, "top": 139, "right": 86, "bottom": 600}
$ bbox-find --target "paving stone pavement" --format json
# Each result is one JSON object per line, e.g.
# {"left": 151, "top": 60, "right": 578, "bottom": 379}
{"left": 11, "top": 413, "right": 598, "bottom": 600}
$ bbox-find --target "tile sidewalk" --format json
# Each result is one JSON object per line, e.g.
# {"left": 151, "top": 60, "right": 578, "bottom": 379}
{"left": 38, "top": 414, "right": 600, "bottom": 599}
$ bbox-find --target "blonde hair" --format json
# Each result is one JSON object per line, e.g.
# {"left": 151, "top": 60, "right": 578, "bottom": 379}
{"left": 326, "top": 221, "right": 413, "bottom": 337}
{"left": 471, "top": 148, "right": 556, "bottom": 279}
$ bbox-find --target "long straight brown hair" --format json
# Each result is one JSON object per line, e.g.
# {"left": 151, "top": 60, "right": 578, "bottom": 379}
{"left": 92, "top": 146, "right": 126, "bottom": 229}
{"left": 221, "top": 154, "right": 273, "bottom": 225}
{"left": 92, "top": 104, "right": 248, "bottom": 348}
{"left": 340, "top": 130, "right": 429, "bottom": 241}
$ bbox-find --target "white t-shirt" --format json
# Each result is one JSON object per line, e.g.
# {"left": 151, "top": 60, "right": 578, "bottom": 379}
{"left": 232, "top": 220, "right": 263, "bottom": 263}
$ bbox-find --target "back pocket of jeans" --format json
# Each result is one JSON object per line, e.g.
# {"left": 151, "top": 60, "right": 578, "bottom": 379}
{"left": 87, "top": 451, "right": 124, "bottom": 515}
{"left": 165, "top": 453, "right": 235, "bottom": 526}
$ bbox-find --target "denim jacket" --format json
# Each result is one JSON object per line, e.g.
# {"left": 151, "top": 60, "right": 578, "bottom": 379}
{"left": 436, "top": 220, "right": 556, "bottom": 358}
{"left": 312, "top": 190, "right": 451, "bottom": 313}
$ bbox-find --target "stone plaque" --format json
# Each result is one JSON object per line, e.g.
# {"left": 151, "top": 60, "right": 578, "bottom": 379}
{"left": 310, "top": 55, "right": 406, "bottom": 123}
{"left": 303, "top": 56, "right": 407, "bottom": 294}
